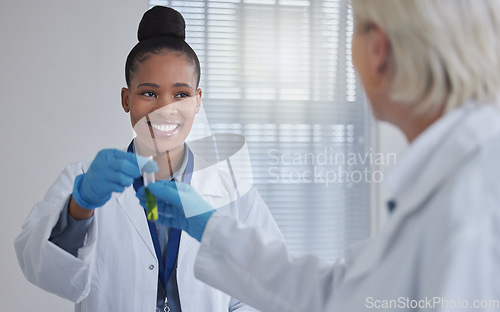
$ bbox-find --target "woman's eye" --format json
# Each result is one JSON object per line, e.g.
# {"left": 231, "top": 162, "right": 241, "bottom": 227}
{"left": 142, "top": 91, "right": 157, "bottom": 98}
{"left": 175, "top": 92, "right": 190, "bottom": 98}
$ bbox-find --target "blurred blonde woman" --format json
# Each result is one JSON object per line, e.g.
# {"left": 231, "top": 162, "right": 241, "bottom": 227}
{"left": 142, "top": 0, "right": 500, "bottom": 311}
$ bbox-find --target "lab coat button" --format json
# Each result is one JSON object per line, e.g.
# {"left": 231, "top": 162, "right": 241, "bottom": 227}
{"left": 149, "top": 265, "right": 154, "bottom": 270}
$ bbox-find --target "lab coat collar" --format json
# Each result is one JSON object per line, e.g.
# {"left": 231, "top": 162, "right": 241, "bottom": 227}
{"left": 123, "top": 142, "right": 228, "bottom": 198}
{"left": 346, "top": 102, "right": 500, "bottom": 281}
{"left": 188, "top": 151, "right": 228, "bottom": 198}
{"left": 385, "top": 104, "right": 472, "bottom": 198}
{"left": 172, "top": 143, "right": 189, "bottom": 182}
{"left": 386, "top": 103, "right": 500, "bottom": 214}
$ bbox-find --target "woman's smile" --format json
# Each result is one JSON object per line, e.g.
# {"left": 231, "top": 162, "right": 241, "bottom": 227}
{"left": 148, "top": 120, "right": 181, "bottom": 137}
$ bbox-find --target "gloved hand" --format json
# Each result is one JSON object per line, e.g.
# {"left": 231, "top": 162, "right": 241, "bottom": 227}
{"left": 73, "top": 149, "right": 157, "bottom": 209}
{"left": 136, "top": 181, "right": 215, "bottom": 242}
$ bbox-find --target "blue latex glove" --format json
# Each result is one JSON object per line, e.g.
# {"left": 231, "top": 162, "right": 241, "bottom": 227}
{"left": 73, "top": 149, "right": 157, "bottom": 209}
{"left": 136, "top": 181, "right": 215, "bottom": 242}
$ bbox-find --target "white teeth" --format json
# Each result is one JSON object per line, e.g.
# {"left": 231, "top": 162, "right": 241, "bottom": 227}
{"left": 151, "top": 124, "right": 178, "bottom": 132}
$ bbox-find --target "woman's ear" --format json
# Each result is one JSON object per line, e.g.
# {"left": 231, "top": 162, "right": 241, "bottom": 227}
{"left": 370, "top": 24, "right": 391, "bottom": 77}
{"left": 121, "top": 87, "right": 130, "bottom": 113}
{"left": 195, "top": 88, "right": 202, "bottom": 114}
{"left": 359, "top": 23, "right": 393, "bottom": 92}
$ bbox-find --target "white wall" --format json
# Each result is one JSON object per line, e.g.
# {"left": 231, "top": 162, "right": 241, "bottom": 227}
{"left": 0, "top": 1, "right": 147, "bottom": 311}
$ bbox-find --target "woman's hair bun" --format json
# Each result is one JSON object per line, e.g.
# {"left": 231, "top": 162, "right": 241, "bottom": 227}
{"left": 137, "top": 6, "right": 186, "bottom": 41}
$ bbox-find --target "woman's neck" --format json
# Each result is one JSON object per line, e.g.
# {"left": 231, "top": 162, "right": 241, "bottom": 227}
{"left": 155, "top": 146, "right": 185, "bottom": 180}
{"left": 383, "top": 101, "right": 444, "bottom": 143}
{"left": 135, "top": 141, "right": 186, "bottom": 180}
{"left": 399, "top": 111, "right": 443, "bottom": 143}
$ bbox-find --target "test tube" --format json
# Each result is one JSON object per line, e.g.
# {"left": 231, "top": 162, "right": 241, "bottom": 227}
{"left": 143, "top": 167, "right": 158, "bottom": 221}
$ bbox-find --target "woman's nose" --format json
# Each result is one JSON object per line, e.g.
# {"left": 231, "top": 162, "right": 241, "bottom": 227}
{"left": 152, "top": 98, "right": 178, "bottom": 115}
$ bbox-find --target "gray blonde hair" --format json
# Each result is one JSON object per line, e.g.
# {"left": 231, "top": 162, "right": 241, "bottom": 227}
{"left": 351, "top": 0, "right": 500, "bottom": 114}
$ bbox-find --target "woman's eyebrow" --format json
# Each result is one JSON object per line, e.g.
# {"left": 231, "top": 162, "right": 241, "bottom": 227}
{"left": 137, "top": 82, "right": 160, "bottom": 88}
{"left": 174, "top": 82, "right": 194, "bottom": 90}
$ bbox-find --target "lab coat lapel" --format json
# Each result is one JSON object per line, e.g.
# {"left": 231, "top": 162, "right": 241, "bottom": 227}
{"left": 116, "top": 187, "right": 157, "bottom": 259}
{"left": 346, "top": 105, "right": 500, "bottom": 281}
{"left": 395, "top": 105, "right": 500, "bottom": 215}
{"left": 177, "top": 231, "right": 217, "bottom": 311}
{"left": 177, "top": 154, "right": 228, "bottom": 264}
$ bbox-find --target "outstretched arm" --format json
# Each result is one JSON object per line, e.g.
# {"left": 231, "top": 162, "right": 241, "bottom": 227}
{"left": 194, "top": 212, "right": 343, "bottom": 312}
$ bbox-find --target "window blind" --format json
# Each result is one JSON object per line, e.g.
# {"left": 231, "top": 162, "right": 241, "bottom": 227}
{"left": 149, "top": 0, "right": 372, "bottom": 262}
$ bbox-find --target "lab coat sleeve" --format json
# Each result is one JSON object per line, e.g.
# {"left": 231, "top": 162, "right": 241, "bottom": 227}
{"left": 14, "top": 162, "right": 97, "bottom": 303}
{"left": 194, "top": 212, "right": 345, "bottom": 312}
{"left": 49, "top": 202, "right": 94, "bottom": 257}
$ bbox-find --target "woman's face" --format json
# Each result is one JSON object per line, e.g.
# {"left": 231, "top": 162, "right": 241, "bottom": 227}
{"left": 121, "top": 52, "right": 201, "bottom": 156}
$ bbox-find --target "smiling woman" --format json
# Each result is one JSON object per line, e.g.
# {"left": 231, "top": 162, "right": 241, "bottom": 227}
{"left": 121, "top": 6, "right": 202, "bottom": 179}
{"left": 14, "top": 5, "right": 282, "bottom": 312}
{"left": 122, "top": 52, "right": 201, "bottom": 178}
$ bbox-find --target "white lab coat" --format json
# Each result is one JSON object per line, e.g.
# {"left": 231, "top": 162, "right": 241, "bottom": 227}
{"left": 193, "top": 103, "right": 500, "bottom": 311}
{"left": 15, "top": 154, "right": 282, "bottom": 312}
